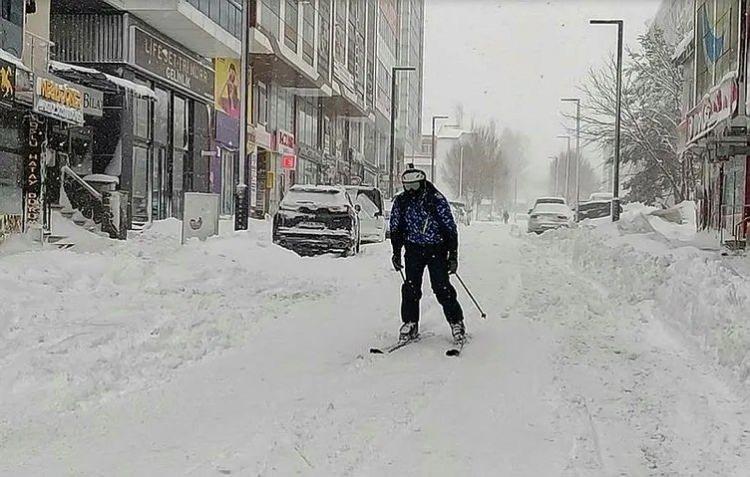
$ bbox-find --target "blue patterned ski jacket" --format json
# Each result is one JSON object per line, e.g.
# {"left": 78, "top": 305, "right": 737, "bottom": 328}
{"left": 390, "top": 182, "right": 458, "bottom": 252}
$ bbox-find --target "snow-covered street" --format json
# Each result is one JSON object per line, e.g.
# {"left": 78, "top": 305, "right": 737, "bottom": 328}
{"left": 3, "top": 221, "right": 750, "bottom": 476}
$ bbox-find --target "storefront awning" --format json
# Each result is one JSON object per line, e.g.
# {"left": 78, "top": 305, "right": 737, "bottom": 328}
{"left": 49, "top": 60, "right": 157, "bottom": 100}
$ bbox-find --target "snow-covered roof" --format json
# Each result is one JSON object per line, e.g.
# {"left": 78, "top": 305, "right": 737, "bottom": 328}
{"left": 0, "top": 48, "right": 31, "bottom": 72}
{"left": 672, "top": 29, "right": 694, "bottom": 63}
{"left": 49, "top": 60, "right": 157, "bottom": 100}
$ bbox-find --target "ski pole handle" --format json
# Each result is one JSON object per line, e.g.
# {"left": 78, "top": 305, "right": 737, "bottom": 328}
{"left": 455, "top": 273, "right": 487, "bottom": 319}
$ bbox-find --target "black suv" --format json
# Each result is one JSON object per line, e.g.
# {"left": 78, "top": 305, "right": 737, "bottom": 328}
{"left": 273, "top": 185, "right": 361, "bottom": 256}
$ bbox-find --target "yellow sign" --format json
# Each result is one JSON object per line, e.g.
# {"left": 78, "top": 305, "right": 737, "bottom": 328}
{"left": 39, "top": 78, "right": 82, "bottom": 109}
{"left": 266, "top": 171, "right": 275, "bottom": 190}
{"left": 214, "top": 58, "right": 241, "bottom": 119}
{"left": 0, "top": 60, "right": 16, "bottom": 104}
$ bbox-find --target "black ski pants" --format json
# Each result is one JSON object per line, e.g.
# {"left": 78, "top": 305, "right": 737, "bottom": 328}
{"left": 401, "top": 243, "right": 464, "bottom": 325}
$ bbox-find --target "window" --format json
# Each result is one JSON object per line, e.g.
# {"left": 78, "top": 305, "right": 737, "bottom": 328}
{"left": 0, "top": 0, "right": 23, "bottom": 27}
{"left": 261, "top": 0, "right": 281, "bottom": 38}
{"left": 254, "top": 81, "right": 268, "bottom": 125}
{"left": 172, "top": 95, "right": 190, "bottom": 217}
{"left": 133, "top": 79, "right": 152, "bottom": 141}
{"left": 284, "top": 0, "right": 298, "bottom": 52}
{"left": 302, "top": 3, "right": 315, "bottom": 66}
{"left": 318, "top": 0, "right": 331, "bottom": 78}
{"left": 154, "top": 87, "right": 170, "bottom": 145}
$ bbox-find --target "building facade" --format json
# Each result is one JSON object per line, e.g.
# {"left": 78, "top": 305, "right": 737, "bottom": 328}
{"left": 1, "top": 0, "right": 426, "bottom": 245}
{"left": 670, "top": 0, "right": 748, "bottom": 246}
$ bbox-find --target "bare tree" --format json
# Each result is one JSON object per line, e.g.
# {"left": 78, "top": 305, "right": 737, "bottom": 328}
{"left": 548, "top": 151, "right": 600, "bottom": 201}
{"left": 440, "top": 122, "right": 529, "bottom": 215}
{"left": 570, "top": 26, "right": 697, "bottom": 204}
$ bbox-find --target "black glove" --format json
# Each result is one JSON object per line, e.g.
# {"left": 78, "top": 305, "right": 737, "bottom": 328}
{"left": 448, "top": 250, "right": 458, "bottom": 275}
{"left": 392, "top": 252, "right": 403, "bottom": 271}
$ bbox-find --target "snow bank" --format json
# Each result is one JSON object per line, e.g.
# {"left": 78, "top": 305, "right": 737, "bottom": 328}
{"left": 0, "top": 218, "right": 361, "bottom": 427}
{"left": 539, "top": 207, "right": 750, "bottom": 388}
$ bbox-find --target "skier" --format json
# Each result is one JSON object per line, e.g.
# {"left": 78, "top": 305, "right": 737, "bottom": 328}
{"left": 389, "top": 168, "right": 466, "bottom": 344}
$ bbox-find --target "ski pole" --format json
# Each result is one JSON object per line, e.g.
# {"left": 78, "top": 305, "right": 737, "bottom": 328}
{"left": 455, "top": 273, "right": 487, "bottom": 319}
{"left": 399, "top": 268, "right": 406, "bottom": 282}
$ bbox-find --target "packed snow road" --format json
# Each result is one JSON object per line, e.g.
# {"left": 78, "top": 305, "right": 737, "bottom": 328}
{"left": 2, "top": 221, "right": 750, "bottom": 475}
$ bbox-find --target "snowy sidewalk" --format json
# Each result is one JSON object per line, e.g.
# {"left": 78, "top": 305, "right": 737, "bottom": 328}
{"left": 2, "top": 222, "right": 750, "bottom": 475}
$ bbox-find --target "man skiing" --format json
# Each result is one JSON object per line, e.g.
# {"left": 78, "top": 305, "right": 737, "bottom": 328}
{"left": 389, "top": 168, "right": 466, "bottom": 344}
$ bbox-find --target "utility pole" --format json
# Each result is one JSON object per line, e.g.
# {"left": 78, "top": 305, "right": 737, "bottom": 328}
{"left": 590, "top": 19, "right": 623, "bottom": 221}
{"left": 235, "top": 0, "right": 252, "bottom": 230}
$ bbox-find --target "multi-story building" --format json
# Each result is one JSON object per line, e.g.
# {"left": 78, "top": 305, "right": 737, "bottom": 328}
{"left": 670, "top": 0, "right": 747, "bottom": 246}
{"left": 1, "top": 0, "right": 426, "bottom": 245}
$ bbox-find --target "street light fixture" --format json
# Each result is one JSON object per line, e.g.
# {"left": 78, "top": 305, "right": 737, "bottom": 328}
{"left": 389, "top": 66, "right": 416, "bottom": 198}
{"left": 590, "top": 19, "right": 623, "bottom": 221}
{"left": 556, "top": 135, "right": 571, "bottom": 200}
{"left": 561, "top": 98, "right": 581, "bottom": 219}
{"left": 430, "top": 115, "right": 450, "bottom": 183}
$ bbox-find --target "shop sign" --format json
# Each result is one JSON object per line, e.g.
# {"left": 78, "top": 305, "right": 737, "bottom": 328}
{"left": 282, "top": 154, "right": 297, "bottom": 170}
{"left": 266, "top": 171, "right": 275, "bottom": 189}
{"left": 132, "top": 27, "right": 214, "bottom": 102}
{"left": 82, "top": 85, "right": 104, "bottom": 118}
{"left": 0, "top": 58, "right": 16, "bottom": 107}
{"left": 33, "top": 74, "right": 84, "bottom": 125}
{"left": 247, "top": 123, "right": 272, "bottom": 150}
{"left": 682, "top": 76, "right": 739, "bottom": 146}
{"left": 23, "top": 113, "right": 45, "bottom": 231}
{"left": 276, "top": 129, "right": 295, "bottom": 152}
{"left": 250, "top": 151, "right": 258, "bottom": 208}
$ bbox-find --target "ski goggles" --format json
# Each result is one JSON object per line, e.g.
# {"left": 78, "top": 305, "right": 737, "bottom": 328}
{"left": 403, "top": 182, "right": 421, "bottom": 191}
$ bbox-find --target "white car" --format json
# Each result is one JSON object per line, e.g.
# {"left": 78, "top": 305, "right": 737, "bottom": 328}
{"left": 527, "top": 203, "right": 574, "bottom": 234}
{"left": 345, "top": 186, "right": 386, "bottom": 243}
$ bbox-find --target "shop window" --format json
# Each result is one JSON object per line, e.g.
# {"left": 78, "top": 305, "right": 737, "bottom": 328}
{"left": 0, "top": 152, "right": 23, "bottom": 215}
{"left": 302, "top": 3, "right": 315, "bottom": 66}
{"left": 132, "top": 145, "right": 150, "bottom": 222}
{"left": 154, "top": 87, "right": 170, "bottom": 146}
{"left": 133, "top": 78, "right": 152, "bottom": 141}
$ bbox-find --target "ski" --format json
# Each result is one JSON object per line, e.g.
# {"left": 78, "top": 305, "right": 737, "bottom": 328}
{"left": 446, "top": 339, "right": 466, "bottom": 357}
{"left": 369, "top": 332, "right": 433, "bottom": 355}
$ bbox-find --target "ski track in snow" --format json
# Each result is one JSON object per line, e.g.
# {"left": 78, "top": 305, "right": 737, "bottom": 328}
{"left": 2, "top": 222, "right": 750, "bottom": 475}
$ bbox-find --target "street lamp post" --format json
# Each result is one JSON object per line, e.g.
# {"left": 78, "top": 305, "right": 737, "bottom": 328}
{"left": 430, "top": 115, "right": 449, "bottom": 183}
{"left": 562, "top": 98, "right": 581, "bottom": 219}
{"left": 235, "top": 0, "right": 252, "bottom": 230}
{"left": 590, "top": 19, "right": 623, "bottom": 221}
{"left": 389, "top": 66, "right": 416, "bottom": 198}
{"left": 556, "top": 135, "right": 571, "bottom": 200}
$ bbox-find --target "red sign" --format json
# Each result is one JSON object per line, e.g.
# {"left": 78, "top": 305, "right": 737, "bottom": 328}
{"left": 282, "top": 154, "right": 297, "bottom": 170}
{"left": 680, "top": 76, "right": 739, "bottom": 146}
{"left": 276, "top": 129, "right": 295, "bottom": 151}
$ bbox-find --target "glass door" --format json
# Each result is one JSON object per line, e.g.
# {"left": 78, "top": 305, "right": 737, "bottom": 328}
{"left": 132, "top": 145, "right": 151, "bottom": 224}
{"left": 220, "top": 148, "right": 237, "bottom": 216}
{"left": 152, "top": 146, "right": 170, "bottom": 220}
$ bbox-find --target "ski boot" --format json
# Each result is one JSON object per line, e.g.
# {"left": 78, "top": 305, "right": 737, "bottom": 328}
{"left": 399, "top": 322, "right": 419, "bottom": 342}
{"left": 450, "top": 321, "right": 466, "bottom": 344}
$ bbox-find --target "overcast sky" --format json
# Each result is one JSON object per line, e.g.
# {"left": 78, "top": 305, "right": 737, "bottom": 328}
{"left": 422, "top": 0, "right": 661, "bottom": 201}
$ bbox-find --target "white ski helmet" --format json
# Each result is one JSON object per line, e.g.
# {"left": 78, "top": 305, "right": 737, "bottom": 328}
{"left": 401, "top": 169, "right": 427, "bottom": 191}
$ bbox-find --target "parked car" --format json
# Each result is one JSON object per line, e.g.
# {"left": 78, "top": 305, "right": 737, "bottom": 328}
{"left": 273, "top": 185, "right": 361, "bottom": 256}
{"left": 345, "top": 185, "right": 386, "bottom": 243}
{"left": 527, "top": 203, "right": 574, "bottom": 234}
{"left": 576, "top": 200, "right": 622, "bottom": 221}
{"left": 529, "top": 196, "right": 567, "bottom": 213}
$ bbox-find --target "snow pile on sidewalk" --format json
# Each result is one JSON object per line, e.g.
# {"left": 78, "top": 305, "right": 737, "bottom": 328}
{"left": 541, "top": 204, "right": 750, "bottom": 388}
{"left": 0, "top": 219, "right": 366, "bottom": 427}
